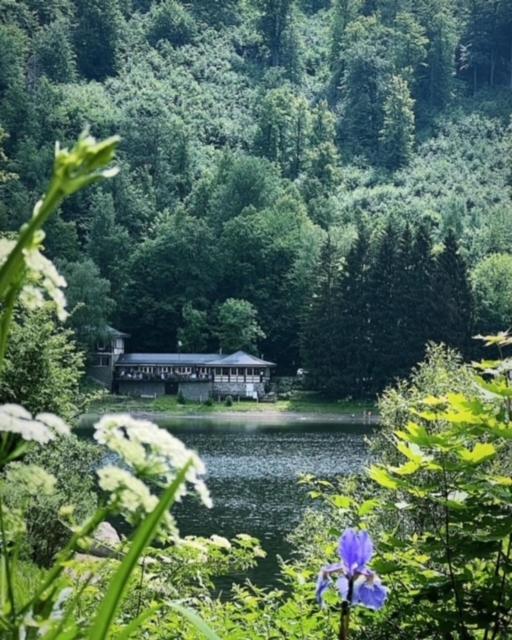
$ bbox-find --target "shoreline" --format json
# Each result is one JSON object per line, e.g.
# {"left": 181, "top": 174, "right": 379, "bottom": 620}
{"left": 82, "top": 409, "right": 380, "bottom": 425}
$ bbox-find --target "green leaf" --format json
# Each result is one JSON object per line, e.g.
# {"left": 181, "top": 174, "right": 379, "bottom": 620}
{"left": 459, "top": 443, "right": 496, "bottom": 465}
{"left": 358, "top": 499, "right": 380, "bottom": 516}
{"left": 86, "top": 460, "right": 193, "bottom": 640}
{"left": 114, "top": 604, "right": 161, "bottom": 640}
{"left": 331, "top": 495, "right": 353, "bottom": 509}
{"left": 168, "top": 602, "right": 222, "bottom": 639}
{"left": 392, "top": 460, "right": 420, "bottom": 476}
{"left": 369, "top": 466, "right": 399, "bottom": 490}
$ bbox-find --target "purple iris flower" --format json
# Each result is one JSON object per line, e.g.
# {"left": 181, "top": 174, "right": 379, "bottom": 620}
{"left": 316, "top": 529, "right": 388, "bottom": 611}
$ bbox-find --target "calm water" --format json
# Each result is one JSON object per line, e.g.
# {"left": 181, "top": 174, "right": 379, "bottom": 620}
{"left": 165, "top": 417, "right": 374, "bottom": 586}
{"left": 80, "top": 415, "right": 374, "bottom": 587}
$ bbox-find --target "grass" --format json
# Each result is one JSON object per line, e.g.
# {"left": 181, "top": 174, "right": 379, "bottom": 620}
{"left": 87, "top": 392, "right": 377, "bottom": 417}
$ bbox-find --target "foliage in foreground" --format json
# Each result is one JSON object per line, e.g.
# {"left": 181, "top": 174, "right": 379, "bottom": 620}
{"left": 0, "top": 134, "right": 221, "bottom": 639}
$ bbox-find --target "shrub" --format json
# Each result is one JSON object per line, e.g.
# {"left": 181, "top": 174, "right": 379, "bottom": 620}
{"left": 224, "top": 394, "right": 233, "bottom": 407}
{"left": 177, "top": 390, "right": 186, "bottom": 404}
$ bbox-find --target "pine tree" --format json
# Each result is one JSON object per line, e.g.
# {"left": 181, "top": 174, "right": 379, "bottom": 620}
{"left": 379, "top": 75, "right": 415, "bottom": 169}
{"left": 406, "top": 222, "right": 437, "bottom": 369}
{"left": 301, "top": 236, "right": 343, "bottom": 392}
{"left": 432, "top": 229, "right": 473, "bottom": 353}
{"left": 335, "top": 227, "right": 371, "bottom": 397}
{"left": 258, "top": 0, "right": 302, "bottom": 79}
{"left": 367, "top": 222, "right": 400, "bottom": 392}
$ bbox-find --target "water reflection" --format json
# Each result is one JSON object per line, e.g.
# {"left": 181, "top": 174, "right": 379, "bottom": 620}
{"left": 169, "top": 419, "right": 374, "bottom": 587}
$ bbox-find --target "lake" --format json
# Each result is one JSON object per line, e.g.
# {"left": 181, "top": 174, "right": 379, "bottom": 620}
{"left": 80, "top": 414, "right": 375, "bottom": 587}
{"left": 164, "top": 416, "right": 375, "bottom": 587}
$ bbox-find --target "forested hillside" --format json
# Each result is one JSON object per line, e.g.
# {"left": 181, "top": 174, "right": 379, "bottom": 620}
{"left": 1, "top": 0, "right": 512, "bottom": 395}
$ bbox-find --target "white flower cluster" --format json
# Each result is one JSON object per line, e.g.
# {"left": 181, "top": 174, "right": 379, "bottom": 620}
{"left": 23, "top": 244, "right": 68, "bottom": 321}
{"left": 0, "top": 404, "right": 70, "bottom": 444}
{"left": 94, "top": 414, "right": 212, "bottom": 523}
{"left": 0, "top": 237, "right": 68, "bottom": 321}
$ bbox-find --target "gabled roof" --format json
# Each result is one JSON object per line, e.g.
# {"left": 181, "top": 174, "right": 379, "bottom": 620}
{"left": 115, "top": 350, "right": 275, "bottom": 367}
{"left": 207, "top": 351, "right": 276, "bottom": 367}
{"left": 106, "top": 325, "right": 130, "bottom": 338}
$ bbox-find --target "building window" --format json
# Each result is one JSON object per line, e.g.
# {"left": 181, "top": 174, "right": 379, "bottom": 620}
{"left": 93, "top": 355, "right": 110, "bottom": 367}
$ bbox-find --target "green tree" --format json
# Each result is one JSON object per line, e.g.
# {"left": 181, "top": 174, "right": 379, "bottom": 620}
{"left": 379, "top": 74, "right": 415, "bottom": 169}
{"left": 177, "top": 303, "right": 210, "bottom": 352}
{"left": 416, "top": 0, "right": 457, "bottom": 110}
{"left": 122, "top": 213, "right": 218, "bottom": 351}
{"left": 0, "top": 308, "right": 84, "bottom": 419}
{"left": 146, "top": 0, "right": 197, "bottom": 47}
{"left": 62, "top": 258, "right": 115, "bottom": 350}
{"left": 335, "top": 227, "right": 371, "bottom": 397}
{"left": 215, "top": 298, "right": 265, "bottom": 354}
{"left": 432, "top": 229, "right": 473, "bottom": 353}
{"left": 34, "top": 15, "right": 77, "bottom": 82}
{"left": 254, "top": 86, "right": 310, "bottom": 178}
{"left": 471, "top": 253, "right": 512, "bottom": 332}
{"left": 258, "top": 0, "right": 302, "bottom": 74}
{"left": 73, "top": 0, "right": 123, "bottom": 80}
{"left": 86, "top": 189, "right": 131, "bottom": 293}
{"left": 301, "top": 235, "right": 343, "bottom": 391}
{"left": 340, "top": 16, "right": 392, "bottom": 157}
{"left": 366, "top": 222, "right": 400, "bottom": 392}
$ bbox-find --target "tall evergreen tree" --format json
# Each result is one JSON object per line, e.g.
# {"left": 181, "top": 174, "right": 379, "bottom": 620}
{"left": 432, "top": 229, "right": 473, "bottom": 353}
{"left": 406, "top": 222, "right": 437, "bottom": 368}
{"left": 367, "top": 222, "right": 400, "bottom": 391}
{"left": 379, "top": 75, "right": 415, "bottom": 169}
{"left": 301, "top": 235, "right": 343, "bottom": 391}
{"left": 335, "top": 227, "right": 371, "bottom": 397}
{"left": 258, "top": 0, "right": 302, "bottom": 79}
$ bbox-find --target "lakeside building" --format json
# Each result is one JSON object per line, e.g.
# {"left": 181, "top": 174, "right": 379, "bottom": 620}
{"left": 88, "top": 327, "right": 275, "bottom": 401}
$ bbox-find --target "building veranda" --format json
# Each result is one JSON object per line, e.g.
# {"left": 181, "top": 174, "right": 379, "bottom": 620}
{"left": 89, "top": 328, "right": 275, "bottom": 401}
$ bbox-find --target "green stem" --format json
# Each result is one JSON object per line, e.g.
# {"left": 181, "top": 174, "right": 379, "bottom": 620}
{"left": 17, "top": 506, "right": 109, "bottom": 617}
{"left": 0, "top": 498, "right": 16, "bottom": 624}
{"left": 441, "top": 460, "right": 469, "bottom": 640}
{"left": 490, "top": 536, "right": 512, "bottom": 640}
{"left": 339, "top": 578, "right": 353, "bottom": 640}
{"left": 0, "top": 180, "right": 63, "bottom": 302}
{"left": 0, "top": 280, "right": 22, "bottom": 373}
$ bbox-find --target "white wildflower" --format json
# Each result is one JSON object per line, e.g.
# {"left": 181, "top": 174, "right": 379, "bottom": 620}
{"left": 98, "top": 465, "right": 158, "bottom": 515}
{"left": 5, "top": 463, "right": 57, "bottom": 496}
{"left": 210, "top": 535, "right": 231, "bottom": 550}
{"left": 0, "top": 404, "right": 71, "bottom": 443}
{"left": 22, "top": 247, "right": 68, "bottom": 321}
{"left": 93, "top": 414, "right": 212, "bottom": 508}
{"left": 36, "top": 413, "right": 71, "bottom": 437}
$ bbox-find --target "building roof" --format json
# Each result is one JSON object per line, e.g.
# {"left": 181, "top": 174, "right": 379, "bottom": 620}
{"left": 115, "top": 351, "right": 275, "bottom": 367}
{"left": 106, "top": 325, "right": 130, "bottom": 338}
{"left": 206, "top": 351, "right": 276, "bottom": 367}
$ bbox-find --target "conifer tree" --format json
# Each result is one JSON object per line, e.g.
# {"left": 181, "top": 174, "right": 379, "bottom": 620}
{"left": 432, "top": 229, "right": 473, "bottom": 354}
{"left": 406, "top": 222, "right": 437, "bottom": 368}
{"left": 258, "top": 0, "right": 302, "bottom": 79}
{"left": 379, "top": 75, "right": 415, "bottom": 170}
{"left": 367, "top": 222, "right": 399, "bottom": 391}
{"left": 335, "top": 227, "right": 371, "bottom": 397}
{"left": 301, "top": 235, "right": 343, "bottom": 392}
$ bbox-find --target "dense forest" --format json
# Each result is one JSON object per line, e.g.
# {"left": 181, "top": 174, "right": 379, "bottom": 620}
{"left": 1, "top": 0, "right": 512, "bottom": 395}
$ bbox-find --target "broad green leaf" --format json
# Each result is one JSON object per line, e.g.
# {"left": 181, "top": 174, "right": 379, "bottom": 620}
{"left": 369, "top": 466, "right": 399, "bottom": 490}
{"left": 459, "top": 443, "right": 496, "bottom": 464}
{"left": 393, "top": 460, "right": 420, "bottom": 476}
{"left": 331, "top": 495, "right": 353, "bottom": 509}
{"left": 358, "top": 499, "right": 380, "bottom": 516}
{"left": 491, "top": 476, "right": 512, "bottom": 486}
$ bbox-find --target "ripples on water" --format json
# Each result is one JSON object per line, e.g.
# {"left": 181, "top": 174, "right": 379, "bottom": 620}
{"left": 169, "top": 419, "right": 374, "bottom": 587}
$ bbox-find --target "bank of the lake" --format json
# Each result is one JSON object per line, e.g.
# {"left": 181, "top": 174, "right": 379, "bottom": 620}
{"left": 85, "top": 393, "right": 378, "bottom": 426}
